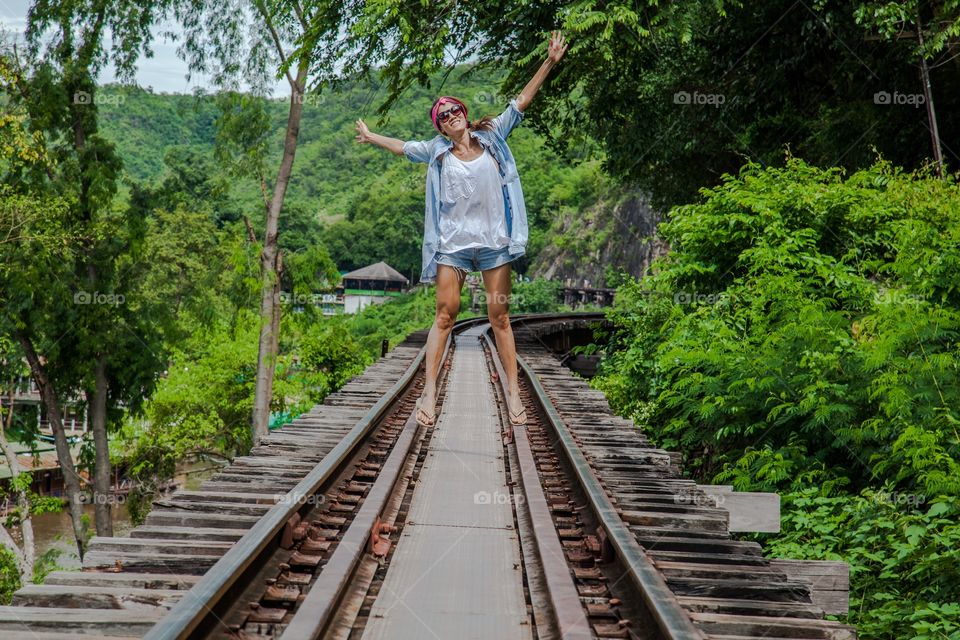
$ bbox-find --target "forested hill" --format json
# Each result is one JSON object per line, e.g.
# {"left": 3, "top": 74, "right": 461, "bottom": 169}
{"left": 96, "top": 70, "right": 660, "bottom": 285}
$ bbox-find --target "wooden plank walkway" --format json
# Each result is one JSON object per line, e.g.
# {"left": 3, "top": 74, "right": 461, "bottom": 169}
{"left": 361, "top": 325, "right": 530, "bottom": 640}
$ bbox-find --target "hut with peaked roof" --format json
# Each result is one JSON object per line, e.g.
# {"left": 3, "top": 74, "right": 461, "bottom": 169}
{"left": 339, "top": 261, "right": 409, "bottom": 313}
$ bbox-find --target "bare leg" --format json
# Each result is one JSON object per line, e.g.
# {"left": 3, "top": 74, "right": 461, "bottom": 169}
{"left": 419, "top": 264, "right": 466, "bottom": 423}
{"left": 481, "top": 262, "right": 524, "bottom": 421}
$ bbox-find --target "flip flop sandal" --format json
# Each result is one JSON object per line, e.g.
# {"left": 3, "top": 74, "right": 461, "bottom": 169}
{"left": 415, "top": 397, "right": 436, "bottom": 426}
{"left": 508, "top": 406, "right": 527, "bottom": 427}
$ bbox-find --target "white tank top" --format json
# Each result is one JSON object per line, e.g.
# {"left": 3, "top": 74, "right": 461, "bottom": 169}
{"left": 438, "top": 147, "right": 510, "bottom": 252}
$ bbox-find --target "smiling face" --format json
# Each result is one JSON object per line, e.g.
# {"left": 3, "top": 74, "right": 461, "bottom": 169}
{"left": 437, "top": 102, "right": 466, "bottom": 136}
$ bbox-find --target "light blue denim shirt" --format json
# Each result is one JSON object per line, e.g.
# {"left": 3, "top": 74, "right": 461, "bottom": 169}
{"left": 403, "top": 98, "right": 528, "bottom": 284}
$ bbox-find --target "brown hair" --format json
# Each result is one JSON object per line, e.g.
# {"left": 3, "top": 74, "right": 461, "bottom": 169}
{"left": 468, "top": 116, "right": 496, "bottom": 133}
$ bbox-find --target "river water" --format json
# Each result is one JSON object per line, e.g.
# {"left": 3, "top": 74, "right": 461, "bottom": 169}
{"left": 21, "top": 462, "right": 222, "bottom": 570}
{"left": 29, "top": 503, "right": 135, "bottom": 569}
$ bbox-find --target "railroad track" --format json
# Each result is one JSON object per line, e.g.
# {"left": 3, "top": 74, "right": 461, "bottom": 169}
{"left": 0, "top": 313, "right": 856, "bottom": 640}
{"left": 504, "top": 318, "right": 855, "bottom": 640}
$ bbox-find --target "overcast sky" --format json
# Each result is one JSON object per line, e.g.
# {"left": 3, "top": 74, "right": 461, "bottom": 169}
{"left": 0, "top": 0, "right": 288, "bottom": 95}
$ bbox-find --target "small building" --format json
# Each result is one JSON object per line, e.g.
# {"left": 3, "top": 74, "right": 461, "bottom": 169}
{"left": 339, "top": 261, "right": 409, "bottom": 314}
{"left": 4, "top": 375, "right": 86, "bottom": 435}
{"left": 0, "top": 439, "right": 86, "bottom": 512}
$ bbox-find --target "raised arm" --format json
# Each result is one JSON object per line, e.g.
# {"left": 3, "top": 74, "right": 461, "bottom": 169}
{"left": 515, "top": 30, "right": 568, "bottom": 113}
{"left": 355, "top": 119, "right": 405, "bottom": 155}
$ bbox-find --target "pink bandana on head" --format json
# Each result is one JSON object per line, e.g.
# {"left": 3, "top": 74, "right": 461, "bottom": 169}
{"left": 431, "top": 96, "right": 469, "bottom": 133}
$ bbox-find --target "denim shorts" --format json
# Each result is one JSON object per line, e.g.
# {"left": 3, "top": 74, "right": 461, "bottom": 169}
{"left": 435, "top": 245, "right": 515, "bottom": 278}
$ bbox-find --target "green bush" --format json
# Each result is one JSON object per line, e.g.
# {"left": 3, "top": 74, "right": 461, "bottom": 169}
{"left": 512, "top": 278, "right": 563, "bottom": 313}
{"left": 595, "top": 157, "right": 960, "bottom": 495}
{"left": 591, "top": 157, "right": 960, "bottom": 638}
{"left": 117, "top": 313, "right": 263, "bottom": 523}
{"left": 759, "top": 490, "right": 960, "bottom": 640}
{"left": 298, "top": 316, "right": 373, "bottom": 390}
{"left": 0, "top": 548, "right": 18, "bottom": 605}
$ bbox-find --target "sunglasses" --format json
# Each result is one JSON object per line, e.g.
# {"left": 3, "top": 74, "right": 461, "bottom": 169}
{"left": 436, "top": 104, "right": 464, "bottom": 123}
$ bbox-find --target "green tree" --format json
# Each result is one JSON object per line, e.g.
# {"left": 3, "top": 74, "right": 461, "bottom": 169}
{"left": 175, "top": 0, "right": 356, "bottom": 441}
{"left": 4, "top": 0, "right": 230, "bottom": 545}
{"left": 305, "top": 1, "right": 960, "bottom": 208}
{"left": 1, "top": 45, "right": 90, "bottom": 552}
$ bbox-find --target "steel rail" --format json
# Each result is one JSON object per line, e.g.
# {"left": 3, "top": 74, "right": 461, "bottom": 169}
{"left": 503, "top": 325, "right": 709, "bottom": 640}
{"left": 279, "top": 391, "right": 420, "bottom": 639}
{"left": 144, "top": 316, "right": 484, "bottom": 639}
{"left": 480, "top": 326, "right": 594, "bottom": 640}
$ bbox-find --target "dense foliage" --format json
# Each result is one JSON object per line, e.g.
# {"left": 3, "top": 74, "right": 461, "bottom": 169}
{"left": 326, "top": 1, "right": 960, "bottom": 209}
{"left": 591, "top": 158, "right": 960, "bottom": 638}
{"left": 767, "top": 490, "right": 959, "bottom": 638}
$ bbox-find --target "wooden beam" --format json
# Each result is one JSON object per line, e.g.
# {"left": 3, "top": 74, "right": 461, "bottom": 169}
{"left": 769, "top": 559, "right": 850, "bottom": 616}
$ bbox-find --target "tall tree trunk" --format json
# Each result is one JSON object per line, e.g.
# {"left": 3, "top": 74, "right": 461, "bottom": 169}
{"left": 88, "top": 353, "right": 112, "bottom": 537}
{"left": 67, "top": 38, "right": 115, "bottom": 541}
{"left": 916, "top": 19, "right": 944, "bottom": 177}
{"left": 267, "top": 251, "right": 283, "bottom": 410}
{"left": 271, "top": 251, "right": 283, "bottom": 370}
{"left": 251, "top": 68, "right": 308, "bottom": 442}
{"left": 15, "top": 331, "right": 87, "bottom": 559}
{"left": 0, "top": 388, "right": 34, "bottom": 582}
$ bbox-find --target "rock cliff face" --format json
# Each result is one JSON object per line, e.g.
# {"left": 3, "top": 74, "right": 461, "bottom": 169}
{"left": 530, "top": 188, "right": 669, "bottom": 288}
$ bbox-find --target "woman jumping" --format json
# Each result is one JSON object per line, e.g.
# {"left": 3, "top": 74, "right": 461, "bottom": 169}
{"left": 354, "top": 30, "right": 568, "bottom": 429}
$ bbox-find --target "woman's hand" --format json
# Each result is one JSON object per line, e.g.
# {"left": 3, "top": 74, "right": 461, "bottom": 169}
{"left": 547, "top": 30, "right": 568, "bottom": 64}
{"left": 355, "top": 118, "right": 372, "bottom": 143}
{"left": 354, "top": 120, "right": 407, "bottom": 155}
{"left": 516, "top": 30, "right": 568, "bottom": 112}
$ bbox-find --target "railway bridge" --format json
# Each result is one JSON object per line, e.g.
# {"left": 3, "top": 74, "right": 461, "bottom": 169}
{"left": 0, "top": 313, "right": 854, "bottom": 639}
